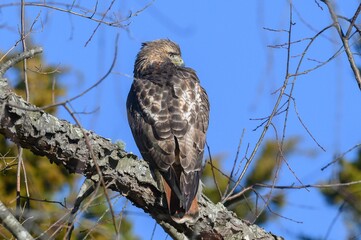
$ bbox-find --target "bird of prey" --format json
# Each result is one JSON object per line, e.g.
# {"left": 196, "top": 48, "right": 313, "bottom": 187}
{"left": 126, "top": 39, "right": 210, "bottom": 224}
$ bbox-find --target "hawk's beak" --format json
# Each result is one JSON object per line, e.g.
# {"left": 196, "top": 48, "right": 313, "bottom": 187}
{"left": 172, "top": 55, "right": 185, "bottom": 67}
{"left": 178, "top": 58, "right": 185, "bottom": 67}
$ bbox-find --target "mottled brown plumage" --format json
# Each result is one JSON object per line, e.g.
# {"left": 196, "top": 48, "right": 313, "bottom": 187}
{"left": 127, "top": 39, "right": 209, "bottom": 223}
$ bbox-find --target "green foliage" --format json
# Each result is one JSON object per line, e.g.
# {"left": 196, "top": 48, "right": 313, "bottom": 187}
{"left": 319, "top": 148, "right": 361, "bottom": 239}
{"left": 0, "top": 49, "right": 75, "bottom": 239}
{"left": 202, "top": 138, "right": 298, "bottom": 224}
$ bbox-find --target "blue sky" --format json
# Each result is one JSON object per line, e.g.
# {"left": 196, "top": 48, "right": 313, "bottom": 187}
{"left": 1, "top": 0, "right": 361, "bottom": 239}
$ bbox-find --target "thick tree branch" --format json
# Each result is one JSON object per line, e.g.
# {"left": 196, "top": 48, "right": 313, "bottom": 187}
{"left": 0, "top": 48, "right": 283, "bottom": 239}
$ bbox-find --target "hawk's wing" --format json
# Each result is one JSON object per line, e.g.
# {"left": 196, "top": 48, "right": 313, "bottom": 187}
{"left": 127, "top": 64, "right": 209, "bottom": 216}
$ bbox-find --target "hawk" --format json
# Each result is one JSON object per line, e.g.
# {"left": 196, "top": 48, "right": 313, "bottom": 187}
{"left": 126, "top": 39, "right": 210, "bottom": 223}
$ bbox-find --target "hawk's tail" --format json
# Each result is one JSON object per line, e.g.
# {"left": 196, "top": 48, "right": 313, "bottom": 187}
{"left": 162, "top": 178, "right": 199, "bottom": 224}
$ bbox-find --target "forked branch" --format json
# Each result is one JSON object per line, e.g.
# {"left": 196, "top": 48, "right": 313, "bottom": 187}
{"left": 322, "top": 0, "right": 361, "bottom": 90}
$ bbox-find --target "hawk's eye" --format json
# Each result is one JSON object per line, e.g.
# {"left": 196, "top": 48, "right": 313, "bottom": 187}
{"left": 169, "top": 52, "right": 178, "bottom": 58}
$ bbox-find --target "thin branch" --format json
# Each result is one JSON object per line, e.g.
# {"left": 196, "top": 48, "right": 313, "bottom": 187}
{"left": 84, "top": 0, "right": 116, "bottom": 47}
{"left": 1, "top": 1, "right": 155, "bottom": 29}
{"left": 258, "top": 191, "right": 303, "bottom": 224}
{"left": 322, "top": 0, "right": 361, "bottom": 90}
{"left": 0, "top": 2, "right": 124, "bottom": 27}
{"left": 345, "top": 4, "right": 361, "bottom": 39}
{"left": 117, "top": 199, "right": 129, "bottom": 238}
{"left": 222, "top": 129, "right": 245, "bottom": 201}
{"left": 0, "top": 47, "right": 43, "bottom": 77}
{"left": 205, "top": 142, "right": 222, "bottom": 199}
{"left": 62, "top": 103, "right": 119, "bottom": 238}
{"left": 18, "top": 0, "right": 29, "bottom": 220}
{"left": 20, "top": 153, "right": 30, "bottom": 201}
{"left": 16, "top": 147, "right": 24, "bottom": 220}
{"left": 233, "top": 143, "right": 250, "bottom": 178}
{"left": 20, "top": 0, "right": 29, "bottom": 102}
{"left": 263, "top": 27, "right": 288, "bottom": 33}
{"left": 37, "top": 210, "right": 70, "bottom": 239}
{"left": 285, "top": 23, "right": 335, "bottom": 154}
{"left": 222, "top": 0, "right": 295, "bottom": 202}
{"left": 40, "top": 34, "right": 119, "bottom": 110}
{"left": 321, "top": 144, "right": 361, "bottom": 171}
{"left": 255, "top": 179, "right": 361, "bottom": 189}
{"left": 251, "top": 123, "right": 283, "bottom": 223}
{"left": 338, "top": 15, "right": 361, "bottom": 37}
{"left": 0, "top": 200, "right": 34, "bottom": 240}
{"left": 286, "top": 22, "right": 333, "bottom": 79}
{"left": 150, "top": 222, "right": 157, "bottom": 240}
{"left": 226, "top": 179, "right": 361, "bottom": 203}
{"left": 250, "top": 100, "right": 289, "bottom": 131}
{"left": 323, "top": 202, "right": 345, "bottom": 240}
{"left": 288, "top": 94, "right": 326, "bottom": 151}
{"left": 19, "top": 196, "right": 67, "bottom": 208}
{"left": 289, "top": 43, "right": 343, "bottom": 77}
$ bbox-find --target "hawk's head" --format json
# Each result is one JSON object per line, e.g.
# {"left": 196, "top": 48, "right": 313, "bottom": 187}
{"left": 134, "top": 39, "right": 184, "bottom": 76}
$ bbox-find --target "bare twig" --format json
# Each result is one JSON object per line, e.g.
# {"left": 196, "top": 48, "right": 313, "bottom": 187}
{"left": 338, "top": 15, "right": 361, "bottom": 37}
{"left": 0, "top": 2, "right": 124, "bottom": 27}
{"left": 40, "top": 34, "right": 119, "bottom": 110}
{"left": 284, "top": 24, "right": 335, "bottom": 153}
{"left": 85, "top": 0, "right": 116, "bottom": 47}
{"left": 321, "top": 144, "right": 361, "bottom": 170}
{"left": 38, "top": 210, "right": 70, "bottom": 239}
{"left": 323, "top": 202, "right": 345, "bottom": 239}
{"left": 63, "top": 95, "right": 119, "bottom": 238}
{"left": 263, "top": 27, "right": 288, "bottom": 33}
{"left": 255, "top": 179, "right": 361, "bottom": 189}
{"left": 0, "top": 200, "right": 34, "bottom": 240}
{"left": 117, "top": 199, "right": 129, "bottom": 238}
{"left": 0, "top": 47, "right": 43, "bottom": 77}
{"left": 20, "top": 0, "right": 29, "bottom": 101}
{"left": 222, "top": 0, "right": 295, "bottom": 203}
{"left": 322, "top": 0, "right": 361, "bottom": 90}
{"left": 17, "top": 1, "right": 29, "bottom": 221}
{"left": 255, "top": 190, "right": 303, "bottom": 224}
{"left": 251, "top": 123, "right": 282, "bottom": 223}
{"left": 19, "top": 196, "right": 67, "bottom": 208}
{"left": 226, "top": 179, "right": 361, "bottom": 203}
{"left": 345, "top": 4, "right": 361, "bottom": 39}
{"left": 292, "top": 97, "right": 325, "bottom": 151}
{"left": 16, "top": 147, "right": 23, "bottom": 219}
{"left": 222, "top": 129, "right": 246, "bottom": 201}
{"left": 205, "top": 142, "right": 222, "bottom": 199}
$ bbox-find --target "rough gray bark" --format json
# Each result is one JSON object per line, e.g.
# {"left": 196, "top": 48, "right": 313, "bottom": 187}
{"left": 0, "top": 48, "right": 283, "bottom": 240}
